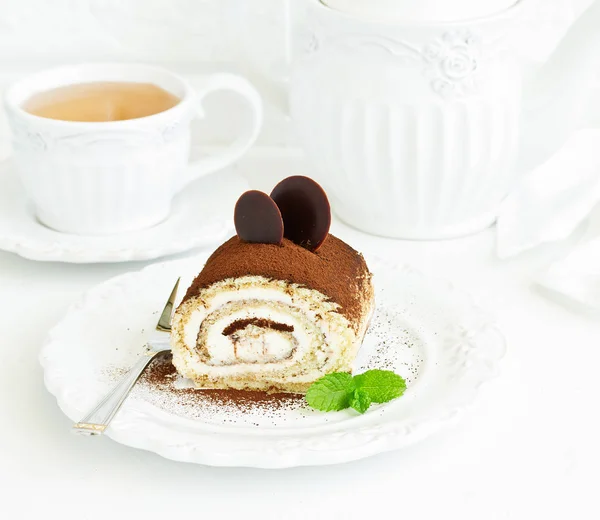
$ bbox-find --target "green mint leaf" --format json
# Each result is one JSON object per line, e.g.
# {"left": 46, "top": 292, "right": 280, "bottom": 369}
{"left": 350, "top": 389, "right": 372, "bottom": 414}
{"left": 306, "top": 370, "right": 407, "bottom": 413}
{"left": 354, "top": 369, "right": 407, "bottom": 403}
{"left": 305, "top": 373, "right": 355, "bottom": 412}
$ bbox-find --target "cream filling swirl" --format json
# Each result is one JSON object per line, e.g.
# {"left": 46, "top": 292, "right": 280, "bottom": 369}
{"left": 171, "top": 276, "right": 360, "bottom": 387}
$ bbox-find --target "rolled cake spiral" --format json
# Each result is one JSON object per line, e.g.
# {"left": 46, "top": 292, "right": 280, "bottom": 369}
{"left": 171, "top": 235, "right": 374, "bottom": 393}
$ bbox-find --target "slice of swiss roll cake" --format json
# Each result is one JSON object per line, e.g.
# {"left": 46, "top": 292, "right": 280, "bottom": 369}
{"left": 170, "top": 176, "right": 374, "bottom": 393}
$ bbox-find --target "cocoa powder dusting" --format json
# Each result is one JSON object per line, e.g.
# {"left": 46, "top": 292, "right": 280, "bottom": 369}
{"left": 181, "top": 234, "right": 372, "bottom": 325}
{"left": 138, "top": 354, "right": 305, "bottom": 414}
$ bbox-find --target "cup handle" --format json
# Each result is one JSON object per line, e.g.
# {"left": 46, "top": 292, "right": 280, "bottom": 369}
{"left": 176, "top": 73, "right": 263, "bottom": 192}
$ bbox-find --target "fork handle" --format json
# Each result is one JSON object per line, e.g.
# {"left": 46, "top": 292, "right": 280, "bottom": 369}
{"left": 72, "top": 351, "right": 162, "bottom": 435}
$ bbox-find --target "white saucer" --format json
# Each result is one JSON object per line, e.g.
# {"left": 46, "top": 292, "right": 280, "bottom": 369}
{"left": 0, "top": 160, "right": 245, "bottom": 263}
{"left": 40, "top": 253, "right": 506, "bottom": 467}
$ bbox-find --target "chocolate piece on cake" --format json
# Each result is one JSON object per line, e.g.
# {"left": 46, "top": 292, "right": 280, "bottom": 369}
{"left": 270, "top": 176, "right": 331, "bottom": 252}
{"left": 234, "top": 190, "right": 283, "bottom": 246}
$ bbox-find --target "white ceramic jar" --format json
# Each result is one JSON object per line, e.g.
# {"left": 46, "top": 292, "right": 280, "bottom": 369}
{"left": 288, "top": 0, "right": 600, "bottom": 239}
{"left": 290, "top": 1, "right": 523, "bottom": 239}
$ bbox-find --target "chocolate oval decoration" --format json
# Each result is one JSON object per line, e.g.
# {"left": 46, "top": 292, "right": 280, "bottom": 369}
{"left": 234, "top": 190, "right": 283, "bottom": 245}
{"left": 270, "top": 176, "right": 331, "bottom": 252}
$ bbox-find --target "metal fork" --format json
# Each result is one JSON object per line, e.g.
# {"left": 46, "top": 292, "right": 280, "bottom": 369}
{"left": 72, "top": 278, "right": 180, "bottom": 436}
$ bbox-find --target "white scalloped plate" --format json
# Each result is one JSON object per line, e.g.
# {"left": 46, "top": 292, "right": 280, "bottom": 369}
{"left": 0, "top": 160, "right": 245, "bottom": 263}
{"left": 40, "top": 253, "right": 506, "bottom": 467}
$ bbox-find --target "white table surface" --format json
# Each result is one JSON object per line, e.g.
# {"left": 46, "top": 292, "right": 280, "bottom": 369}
{"left": 0, "top": 152, "right": 599, "bottom": 520}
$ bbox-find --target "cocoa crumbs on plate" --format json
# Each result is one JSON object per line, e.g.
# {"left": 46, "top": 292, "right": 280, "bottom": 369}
{"left": 137, "top": 354, "right": 305, "bottom": 417}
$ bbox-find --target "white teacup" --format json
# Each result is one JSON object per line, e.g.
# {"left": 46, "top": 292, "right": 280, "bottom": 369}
{"left": 4, "top": 63, "right": 263, "bottom": 235}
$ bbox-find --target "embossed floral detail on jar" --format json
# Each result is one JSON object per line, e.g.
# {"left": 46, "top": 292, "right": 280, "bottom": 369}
{"left": 300, "top": 27, "right": 481, "bottom": 99}
{"left": 303, "top": 31, "right": 320, "bottom": 54}
{"left": 162, "top": 121, "right": 184, "bottom": 143}
{"left": 423, "top": 31, "right": 480, "bottom": 98}
{"left": 9, "top": 121, "right": 48, "bottom": 152}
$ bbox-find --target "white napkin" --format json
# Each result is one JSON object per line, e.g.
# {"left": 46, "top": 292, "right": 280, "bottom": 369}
{"left": 496, "top": 129, "right": 600, "bottom": 259}
{"left": 537, "top": 234, "right": 600, "bottom": 313}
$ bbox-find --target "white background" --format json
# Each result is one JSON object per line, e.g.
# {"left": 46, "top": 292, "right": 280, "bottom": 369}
{"left": 0, "top": 1, "right": 600, "bottom": 519}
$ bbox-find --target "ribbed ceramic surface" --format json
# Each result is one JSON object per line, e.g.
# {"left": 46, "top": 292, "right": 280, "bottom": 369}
{"left": 295, "top": 97, "right": 520, "bottom": 238}
{"left": 15, "top": 137, "right": 189, "bottom": 235}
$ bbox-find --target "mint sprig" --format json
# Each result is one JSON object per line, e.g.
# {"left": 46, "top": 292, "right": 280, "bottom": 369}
{"left": 305, "top": 370, "right": 406, "bottom": 414}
